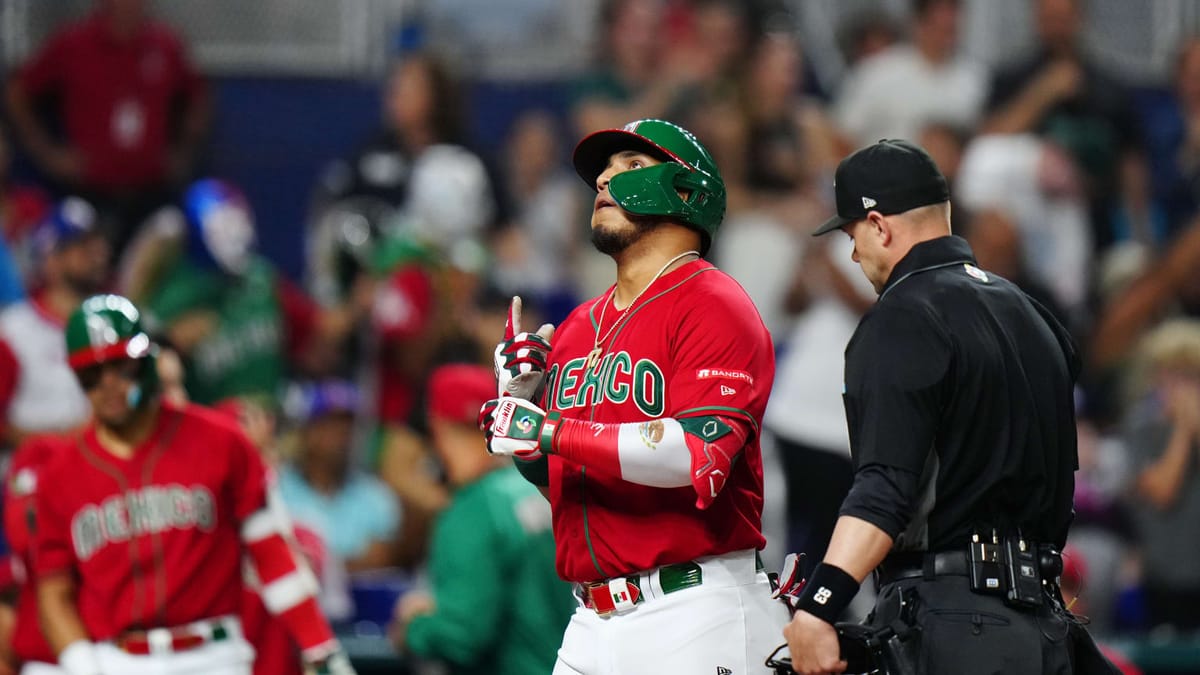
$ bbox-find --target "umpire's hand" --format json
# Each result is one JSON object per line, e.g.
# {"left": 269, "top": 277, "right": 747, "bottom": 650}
{"left": 783, "top": 610, "right": 847, "bottom": 674}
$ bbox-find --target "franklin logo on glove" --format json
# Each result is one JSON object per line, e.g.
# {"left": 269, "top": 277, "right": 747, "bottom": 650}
{"left": 493, "top": 399, "right": 517, "bottom": 435}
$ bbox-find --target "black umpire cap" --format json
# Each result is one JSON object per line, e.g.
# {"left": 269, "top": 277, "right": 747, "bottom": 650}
{"left": 813, "top": 139, "right": 950, "bottom": 236}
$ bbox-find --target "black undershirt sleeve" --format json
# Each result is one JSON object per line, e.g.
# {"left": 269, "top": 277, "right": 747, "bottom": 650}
{"left": 838, "top": 463, "right": 922, "bottom": 541}
{"left": 512, "top": 455, "right": 550, "bottom": 487}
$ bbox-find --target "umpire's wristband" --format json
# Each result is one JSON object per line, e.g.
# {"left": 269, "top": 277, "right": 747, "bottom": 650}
{"left": 795, "top": 563, "right": 860, "bottom": 624}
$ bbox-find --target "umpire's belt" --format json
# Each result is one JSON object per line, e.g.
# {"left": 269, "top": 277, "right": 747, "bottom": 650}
{"left": 875, "top": 550, "right": 970, "bottom": 586}
{"left": 578, "top": 550, "right": 765, "bottom": 616}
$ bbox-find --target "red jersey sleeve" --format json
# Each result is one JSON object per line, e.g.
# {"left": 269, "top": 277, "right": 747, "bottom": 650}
{"left": 0, "top": 338, "right": 20, "bottom": 426}
{"left": 667, "top": 282, "right": 773, "bottom": 432}
{"left": 4, "top": 435, "right": 54, "bottom": 557}
{"left": 275, "top": 277, "right": 320, "bottom": 363}
{"left": 31, "top": 443, "right": 76, "bottom": 578}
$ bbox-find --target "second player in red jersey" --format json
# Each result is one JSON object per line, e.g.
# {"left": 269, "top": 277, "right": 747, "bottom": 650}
{"left": 32, "top": 295, "right": 353, "bottom": 675}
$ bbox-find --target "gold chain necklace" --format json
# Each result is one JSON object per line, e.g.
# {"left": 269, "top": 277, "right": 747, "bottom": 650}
{"left": 584, "top": 250, "right": 700, "bottom": 370}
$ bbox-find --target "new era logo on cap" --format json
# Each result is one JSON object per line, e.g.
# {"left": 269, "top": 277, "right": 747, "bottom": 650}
{"left": 814, "top": 139, "right": 949, "bottom": 236}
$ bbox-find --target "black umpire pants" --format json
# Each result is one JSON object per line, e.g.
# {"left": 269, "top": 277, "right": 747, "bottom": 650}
{"left": 869, "top": 575, "right": 1077, "bottom": 674}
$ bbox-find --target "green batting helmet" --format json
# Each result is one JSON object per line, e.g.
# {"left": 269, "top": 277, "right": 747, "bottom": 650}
{"left": 573, "top": 119, "right": 726, "bottom": 255}
{"left": 65, "top": 294, "right": 158, "bottom": 405}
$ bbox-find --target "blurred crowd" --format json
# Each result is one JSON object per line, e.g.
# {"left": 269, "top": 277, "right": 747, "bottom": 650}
{"left": 0, "top": 0, "right": 1199, "bottom": 671}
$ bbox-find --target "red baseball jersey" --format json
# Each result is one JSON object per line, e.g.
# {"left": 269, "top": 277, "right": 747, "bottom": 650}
{"left": 4, "top": 435, "right": 60, "bottom": 664}
{"left": 33, "top": 402, "right": 269, "bottom": 639}
{"left": 542, "top": 259, "right": 774, "bottom": 582}
{"left": 15, "top": 11, "right": 205, "bottom": 190}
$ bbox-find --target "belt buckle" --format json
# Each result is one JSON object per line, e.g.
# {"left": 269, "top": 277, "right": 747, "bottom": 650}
{"left": 606, "top": 578, "right": 638, "bottom": 614}
{"left": 584, "top": 582, "right": 614, "bottom": 616}
{"left": 584, "top": 578, "right": 640, "bottom": 616}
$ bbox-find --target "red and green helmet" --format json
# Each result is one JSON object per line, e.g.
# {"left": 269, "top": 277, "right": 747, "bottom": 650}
{"left": 65, "top": 294, "right": 158, "bottom": 393}
{"left": 572, "top": 119, "right": 726, "bottom": 256}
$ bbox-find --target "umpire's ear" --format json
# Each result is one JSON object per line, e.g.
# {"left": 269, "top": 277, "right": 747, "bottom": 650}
{"left": 865, "top": 210, "right": 894, "bottom": 247}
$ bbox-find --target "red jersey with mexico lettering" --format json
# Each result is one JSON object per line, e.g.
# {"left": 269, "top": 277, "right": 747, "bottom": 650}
{"left": 32, "top": 402, "right": 268, "bottom": 639}
{"left": 542, "top": 258, "right": 774, "bottom": 582}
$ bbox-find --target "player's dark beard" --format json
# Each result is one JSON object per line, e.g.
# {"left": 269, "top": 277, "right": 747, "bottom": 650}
{"left": 63, "top": 269, "right": 106, "bottom": 297}
{"left": 591, "top": 214, "right": 662, "bottom": 256}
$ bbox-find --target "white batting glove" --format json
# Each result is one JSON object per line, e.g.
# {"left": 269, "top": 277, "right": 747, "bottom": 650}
{"left": 59, "top": 640, "right": 103, "bottom": 675}
{"left": 305, "top": 648, "right": 357, "bottom": 675}
{"left": 478, "top": 396, "right": 560, "bottom": 460}
{"left": 494, "top": 296, "right": 555, "bottom": 400}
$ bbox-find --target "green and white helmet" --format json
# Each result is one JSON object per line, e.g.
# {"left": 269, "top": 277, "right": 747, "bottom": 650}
{"left": 572, "top": 119, "right": 726, "bottom": 256}
{"left": 65, "top": 294, "right": 158, "bottom": 403}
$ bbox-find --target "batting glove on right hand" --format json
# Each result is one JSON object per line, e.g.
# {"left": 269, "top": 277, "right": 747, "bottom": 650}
{"left": 478, "top": 396, "right": 557, "bottom": 461}
{"left": 494, "top": 296, "right": 555, "bottom": 400}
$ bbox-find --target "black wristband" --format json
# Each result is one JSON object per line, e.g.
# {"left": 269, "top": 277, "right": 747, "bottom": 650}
{"left": 795, "top": 563, "right": 860, "bottom": 624}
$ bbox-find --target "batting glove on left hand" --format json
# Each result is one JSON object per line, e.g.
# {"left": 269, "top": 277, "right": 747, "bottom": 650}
{"left": 304, "top": 649, "right": 357, "bottom": 675}
{"left": 494, "top": 296, "right": 555, "bottom": 400}
{"left": 478, "top": 396, "right": 560, "bottom": 460}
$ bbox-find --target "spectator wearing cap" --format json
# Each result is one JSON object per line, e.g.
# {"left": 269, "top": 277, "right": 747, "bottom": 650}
{"left": 277, "top": 380, "right": 401, "bottom": 575}
{"left": 391, "top": 364, "right": 573, "bottom": 675}
{"left": 0, "top": 197, "right": 109, "bottom": 443}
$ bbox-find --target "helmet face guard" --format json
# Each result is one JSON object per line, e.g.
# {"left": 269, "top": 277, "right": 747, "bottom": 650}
{"left": 65, "top": 294, "right": 159, "bottom": 406}
{"left": 573, "top": 119, "right": 726, "bottom": 255}
{"left": 607, "top": 162, "right": 725, "bottom": 254}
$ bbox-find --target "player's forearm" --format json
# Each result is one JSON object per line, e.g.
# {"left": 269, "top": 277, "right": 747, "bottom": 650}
{"left": 37, "top": 574, "right": 90, "bottom": 655}
{"left": 241, "top": 503, "right": 339, "bottom": 658}
{"left": 549, "top": 413, "right": 750, "bottom": 509}
{"left": 552, "top": 417, "right": 693, "bottom": 488}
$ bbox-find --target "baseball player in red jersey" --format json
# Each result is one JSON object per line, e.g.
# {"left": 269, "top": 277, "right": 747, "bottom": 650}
{"left": 30, "top": 294, "right": 355, "bottom": 675}
{"left": 480, "top": 119, "right": 790, "bottom": 674}
{"left": 4, "top": 435, "right": 62, "bottom": 674}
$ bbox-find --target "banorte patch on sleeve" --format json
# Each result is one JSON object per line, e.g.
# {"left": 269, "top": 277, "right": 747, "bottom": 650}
{"left": 694, "top": 368, "right": 754, "bottom": 385}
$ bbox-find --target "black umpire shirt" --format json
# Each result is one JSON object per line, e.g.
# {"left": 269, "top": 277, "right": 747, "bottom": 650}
{"left": 838, "top": 235, "right": 1080, "bottom": 553}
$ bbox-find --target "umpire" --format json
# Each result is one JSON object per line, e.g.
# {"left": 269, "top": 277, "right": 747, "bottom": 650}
{"left": 782, "top": 140, "right": 1116, "bottom": 674}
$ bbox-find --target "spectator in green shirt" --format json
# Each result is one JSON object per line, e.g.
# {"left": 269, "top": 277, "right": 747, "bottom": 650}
{"left": 146, "top": 179, "right": 360, "bottom": 404}
{"left": 391, "top": 364, "right": 573, "bottom": 675}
